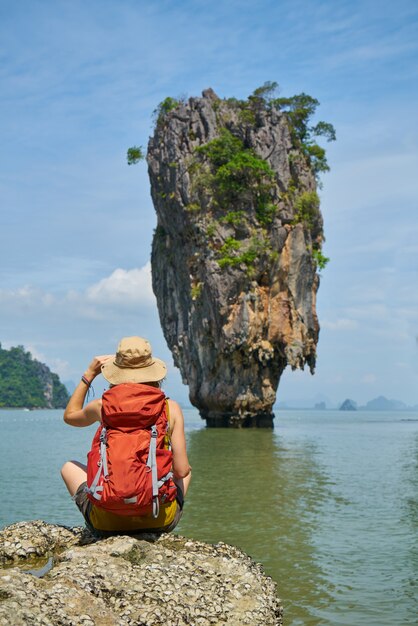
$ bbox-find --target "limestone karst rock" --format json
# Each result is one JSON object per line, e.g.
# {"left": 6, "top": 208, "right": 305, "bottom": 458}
{"left": 147, "top": 87, "right": 329, "bottom": 427}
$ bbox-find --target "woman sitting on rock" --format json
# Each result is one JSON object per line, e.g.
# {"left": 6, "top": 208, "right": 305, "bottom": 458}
{"left": 61, "top": 336, "right": 191, "bottom": 537}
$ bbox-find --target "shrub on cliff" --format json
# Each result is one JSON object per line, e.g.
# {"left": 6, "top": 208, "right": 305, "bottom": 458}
{"left": 244, "top": 81, "right": 336, "bottom": 178}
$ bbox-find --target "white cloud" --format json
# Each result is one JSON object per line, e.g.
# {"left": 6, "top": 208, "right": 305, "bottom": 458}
{"left": 0, "top": 286, "right": 57, "bottom": 310}
{"left": 326, "top": 39, "right": 418, "bottom": 68}
{"left": 362, "top": 373, "right": 377, "bottom": 384}
{"left": 321, "top": 318, "right": 358, "bottom": 331}
{"left": 0, "top": 264, "right": 155, "bottom": 319}
{"left": 86, "top": 264, "right": 155, "bottom": 308}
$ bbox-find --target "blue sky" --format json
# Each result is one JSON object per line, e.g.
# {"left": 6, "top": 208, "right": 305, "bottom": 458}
{"left": 1, "top": 0, "right": 417, "bottom": 407}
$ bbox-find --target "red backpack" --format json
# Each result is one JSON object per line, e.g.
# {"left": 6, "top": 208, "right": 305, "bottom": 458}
{"left": 86, "top": 383, "right": 177, "bottom": 517}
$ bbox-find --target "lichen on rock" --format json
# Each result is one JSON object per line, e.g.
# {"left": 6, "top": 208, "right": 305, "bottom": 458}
{"left": 147, "top": 85, "right": 333, "bottom": 427}
{"left": 0, "top": 521, "right": 283, "bottom": 625}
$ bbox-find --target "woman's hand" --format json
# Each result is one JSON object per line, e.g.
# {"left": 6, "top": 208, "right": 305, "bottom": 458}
{"left": 83, "top": 354, "right": 114, "bottom": 382}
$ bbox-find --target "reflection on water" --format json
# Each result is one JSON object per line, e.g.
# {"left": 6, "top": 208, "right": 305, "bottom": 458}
{"left": 176, "top": 412, "right": 418, "bottom": 626}
{"left": 176, "top": 428, "right": 333, "bottom": 625}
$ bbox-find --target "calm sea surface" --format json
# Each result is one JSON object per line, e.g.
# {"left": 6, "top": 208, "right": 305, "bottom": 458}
{"left": 0, "top": 407, "right": 417, "bottom": 625}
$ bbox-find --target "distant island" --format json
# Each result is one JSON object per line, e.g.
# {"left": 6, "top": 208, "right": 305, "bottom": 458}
{"left": 360, "top": 395, "right": 411, "bottom": 411}
{"left": 340, "top": 399, "right": 357, "bottom": 411}
{"left": 0, "top": 343, "right": 69, "bottom": 409}
{"left": 276, "top": 394, "right": 417, "bottom": 411}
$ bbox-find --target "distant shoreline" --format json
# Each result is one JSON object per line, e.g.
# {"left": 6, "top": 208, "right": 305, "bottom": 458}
{"left": 0, "top": 407, "right": 64, "bottom": 411}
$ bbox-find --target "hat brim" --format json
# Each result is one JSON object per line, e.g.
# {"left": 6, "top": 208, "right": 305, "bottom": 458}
{"left": 101, "top": 357, "right": 167, "bottom": 385}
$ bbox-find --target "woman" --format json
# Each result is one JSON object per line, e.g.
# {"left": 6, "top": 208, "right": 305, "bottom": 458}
{"left": 61, "top": 336, "right": 191, "bottom": 536}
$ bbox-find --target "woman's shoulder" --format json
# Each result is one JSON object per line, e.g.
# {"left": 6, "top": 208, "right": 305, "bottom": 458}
{"left": 167, "top": 398, "right": 183, "bottom": 427}
{"left": 167, "top": 398, "right": 181, "bottom": 412}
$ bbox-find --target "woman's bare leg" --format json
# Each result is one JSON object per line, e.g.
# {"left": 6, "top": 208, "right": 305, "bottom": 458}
{"left": 61, "top": 460, "right": 87, "bottom": 497}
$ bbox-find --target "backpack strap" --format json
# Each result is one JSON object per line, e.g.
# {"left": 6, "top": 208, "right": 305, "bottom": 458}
{"left": 157, "top": 472, "right": 174, "bottom": 488}
{"left": 164, "top": 399, "right": 172, "bottom": 449}
{"left": 86, "top": 426, "right": 108, "bottom": 501}
{"left": 147, "top": 424, "right": 160, "bottom": 518}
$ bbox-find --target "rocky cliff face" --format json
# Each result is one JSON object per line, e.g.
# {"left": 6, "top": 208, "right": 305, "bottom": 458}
{"left": 148, "top": 88, "right": 326, "bottom": 427}
{"left": 0, "top": 521, "right": 283, "bottom": 625}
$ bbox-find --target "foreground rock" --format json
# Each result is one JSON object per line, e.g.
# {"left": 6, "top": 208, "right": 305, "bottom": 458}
{"left": 148, "top": 88, "right": 327, "bottom": 426}
{"left": 0, "top": 521, "right": 283, "bottom": 625}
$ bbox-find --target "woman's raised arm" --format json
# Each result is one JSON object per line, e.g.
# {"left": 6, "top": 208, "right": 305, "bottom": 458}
{"left": 63, "top": 355, "right": 112, "bottom": 427}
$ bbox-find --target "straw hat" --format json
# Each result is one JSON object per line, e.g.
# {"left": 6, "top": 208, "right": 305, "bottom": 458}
{"left": 101, "top": 336, "right": 167, "bottom": 385}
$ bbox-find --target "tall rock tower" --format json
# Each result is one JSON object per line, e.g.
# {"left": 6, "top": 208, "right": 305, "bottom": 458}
{"left": 147, "top": 87, "right": 332, "bottom": 427}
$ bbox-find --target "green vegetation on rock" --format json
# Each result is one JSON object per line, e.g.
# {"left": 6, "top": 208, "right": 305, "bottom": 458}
{"left": 186, "top": 85, "right": 332, "bottom": 272}
{"left": 220, "top": 210, "right": 246, "bottom": 226}
{"left": 153, "top": 97, "right": 184, "bottom": 127}
{"left": 194, "top": 128, "right": 276, "bottom": 226}
{"left": 143, "top": 82, "right": 334, "bottom": 278}
{"left": 126, "top": 146, "right": 145, "bottom": 165}
{"left": 293, "top": 191, "right": 320, "bottom": 226}
{"left": 222, "top": 81, "right": 336, "bottom": 179}
{"left": 312, "top": 248, "right": 330, "bottom": 271}
{"left": 0, "top": 344, "right": 69, "bottom": 409}
{"left": 271, "top": 92, "right": 336, "bottom": 177}
{"left": 190, "top": 282, "right": 203, "bottom": 300}
{"left": 218, "top": 236, "right": 242, "bottom": 267}
{"left": 218, "top": 236, "right": 269, "bottom": 274}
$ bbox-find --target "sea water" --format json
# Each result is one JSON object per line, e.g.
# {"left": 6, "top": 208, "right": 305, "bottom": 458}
{"left": 0, "top": 407, "right": 417, "bottom": 625}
